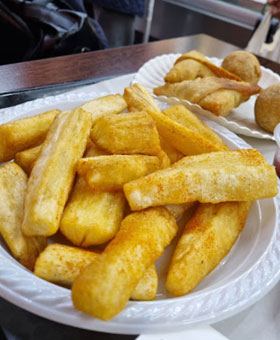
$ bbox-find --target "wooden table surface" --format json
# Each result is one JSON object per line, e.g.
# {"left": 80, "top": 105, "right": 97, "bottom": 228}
{"left": 0, "top": 33, "right": 279, "bottom": 95}
{"left": 0, "top": 33, "right": 279, "bottom": 340}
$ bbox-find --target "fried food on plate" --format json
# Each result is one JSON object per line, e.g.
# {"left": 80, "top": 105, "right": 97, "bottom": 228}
{"left": 158, "top": 135, "right": 183, "bottom": 164}
{"left": 14, "top": 139, "right": 109, "bottom": 176}
{"left": 154, "top": 77, "right": 261, "bottom": 116}
{"left": 165, "top": 50, "right": 215, "bottom": 83}
{"left": 0, "top": 109, "right": 59, "bottom": 163}
{"left": 255, "top": 83, "right": 280, "bottom": 133}
{"left": 166, "top": 201, "right": 251, "bottom": 296}
{"left": 164, "top": 50, "right": 241, "bottom": 83}
{"left": 34, "top": 243, "right": 98, "bottom": 286}
{"left": 124, "top": 149, "right": 278, "bottom": 210}
{"left": 60, "top": 177, "right": 125, "bottom": 246}
{"left": 84, "top": 139, "right": 109, "bottom": 157}
{"left": 15, "top": 145, "right": 41, "bottom": 175}
{"left": 124, "top": 83, "right": 183, "bottom": 163}
{"left": 0, "top": 162, "right": 46, "bottom": 270}
{"left": 130, "top": 263, "right": 158, "bottom": 301}
{"left": 77, "top": 155, "right": 161, "bottom": 191}
{"left": 60, "top": 141, "right": 125, "bottom": 247}
{"left": 123, "top": 82, "right": 161, "bottom": 113}
{"left": 22, "top": 109, "right": 92, "bottom": 237}
{"left": 90, "top": 112, "right": 162, "bottom": 155}
{"left": 222, "top": 50, "right": 261, "bottom": 84}
{"left": 72, "top": 207, "right": 178, "bottom": 320}
{"left": 162, "top": 105, "right": 228, "bottom": 150}
{"left": 165, "top": 202, "right": 195, "bottom": 220}
{"left": 146, "top": 108, "right": 224, "bottom": 156}
{"left": 35, "top": 243, "right": 158, "bottom": 300}
{"left": 79, "top": 94, "right": 127, "bottom": 122}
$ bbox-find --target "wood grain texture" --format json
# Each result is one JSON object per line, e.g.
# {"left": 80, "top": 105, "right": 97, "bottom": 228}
{"left": 0, "top": 34, "right": 279, "bottom": 94}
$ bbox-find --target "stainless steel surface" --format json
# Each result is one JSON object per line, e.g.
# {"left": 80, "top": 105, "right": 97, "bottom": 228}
{"left": 177, "top": 34, "right": 240, "bottom": 58}
{"left": 162, "top": 0, "right": 261, "bottom": 28}
{"left": 136, "top": 0, "right": 265, "bottom": 48}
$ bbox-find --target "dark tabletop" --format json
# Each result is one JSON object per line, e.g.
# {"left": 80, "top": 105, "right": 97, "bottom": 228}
{"left": 0, "top": 33, "right": 279, "bottom": 339}
{"left": 0, "top": 34, "right": 279, "bottom": 96}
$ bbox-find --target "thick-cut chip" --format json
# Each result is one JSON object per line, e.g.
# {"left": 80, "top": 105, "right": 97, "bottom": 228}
{"left": 60, "top": 178, "right": 125, "bottom": 246}
{"left": 35, "top": 243, "right": 98, "bottom": 286}
{"left": 15, "top": 140, "right": 108, "bottom": 176}
{"left": 0, "top": 163, "right": 46, "bottom": 270}
{"left": 72, "top": 207, "right": 178, "bottom": 320}
{"left": 85, "top": 140, "right": 109, "bottom": 157}
{"left": 0, "top": 110, "right": 59, "bottom": 163}
{"left": 166, "top": 201, "right": 251, "bottom": 296}
{"left": 163, "top": 105, "right": 228, "bottom": 150}
{"left": 15, "top": 145, "right": 41, "bottom": 175}
{"left": 77, "top": 155, "right": 161, "bottom": 191}
{"left": 124, "top": 149, "right": 278, "bottom": 210}
{"left": 157, "top": 149, "right": 171, "bottom": 169}
{"left": 123, "top": 83, "right": 181, "bottom": 164}
{"left": 60, "top": 143, "right": 125, "bottom": 246}
{"left": 146, "top": 109, "right": 224, "bottom": 156}
{"left": 90, "top": 112, "right": 162, "bottom": 156}
{"left": 80, "top": 94, "right": 127, "bottom": 122}
{"left": 13, "top": 95, "right": 124, "bottom": 172}
{"left": 130, "top": 264, "right": 158, "bottom": 301}
{"left": 159, "top": 135, "right": 184, "bottom": 164}
{"left": 34, "top": 243, "right": 158, "bottom": 300}
{"left": 22, "top": 109, "right": 92, "bottom": 237}
{"left": 123, "top": 83, "right": 161, "bottom": 113}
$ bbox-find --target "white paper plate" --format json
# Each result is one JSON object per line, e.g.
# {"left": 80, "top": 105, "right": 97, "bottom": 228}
{"left": 132, "top": 53, "right": 280, "bottom": 140}
{"left": 0, "top": 91, "right": 280, "bottom": 335}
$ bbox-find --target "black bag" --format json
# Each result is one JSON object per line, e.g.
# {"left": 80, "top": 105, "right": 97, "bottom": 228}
{"left": 0, "top": 0, "right": 108, "bottom": 65}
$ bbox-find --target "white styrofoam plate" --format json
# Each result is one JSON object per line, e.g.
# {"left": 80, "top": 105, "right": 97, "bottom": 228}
{"left": 0, "top": 90, "right": 280, "bottom": 335}
{"left": 133, "top": 53, "right": 280, "bottom": 140}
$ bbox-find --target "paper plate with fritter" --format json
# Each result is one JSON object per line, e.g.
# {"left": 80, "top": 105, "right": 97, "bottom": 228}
{"left": 133, "top": 53, "right": 280, "bottom": 140}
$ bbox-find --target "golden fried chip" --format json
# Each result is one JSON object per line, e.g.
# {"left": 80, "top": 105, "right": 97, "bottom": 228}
{"left": 22, "top": 109, "right": 92, "bottom": 237}
{"left": 147, "top": 109, "right": 224, "bottom": 156}
{"left": 124, "top": 149, "right": 278, "bottom": 210}
{"left": 77, "top": 155, "right": 161, "bottom": 191}
{"left": 159, "top": 135, "right": 184, "bottom": 164}
{"left": 72, "top": 207, "right": 178, "bottom": 320}
{"left": 123, "top": 83, "right": 161, "bottom": 113}
{"left": 0, "top": 110, "right": 59, "bottom": 163}
{"left": 60, "top": 142, "right": 125, "bottom": 246}
{"left": 35, "top": 243, "right": 97, "bottom": 286}
{"left": 123, "top": 83, "right": 181, "bottom": 164}
{"left": 85, "top": 139, "right": 109, "bottom": 157}
{"left": 166, "top": 201, "right": 251, "bottom": 296}
{"left": 14, "top": 140, "right": 108, "bottom": 176}
{"left": 90, "top": 112, "right": 162, "bottom": 156}
{"left": 130, "top": 264, "right": 158, "bottom": 301}
{"left": 163, "top": 105, "right": 228, "bottom": 150}
{"left": 15, "top": 145, "right": 41, "bottom": 175}
{"left": 35, "top": 243, "right": 158, "bottom": 300}
{"left": 165, "top": 202, "right": 195, "bottom": 220}
{"left": 0, "top": 162, "right": 46, "bottom": 270}
{"left": 60, "top": 178, "right": 126, "bottom": 246}
{"left": 80, "top": 94, "right": 127, "bottom": 122}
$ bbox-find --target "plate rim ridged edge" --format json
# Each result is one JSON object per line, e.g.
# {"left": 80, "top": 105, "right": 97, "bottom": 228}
{"left": 132, "top": 53, "right": 277, "bottom": 141}
{"left": 0, "top": 91, "right": 279, "bottom": 334}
